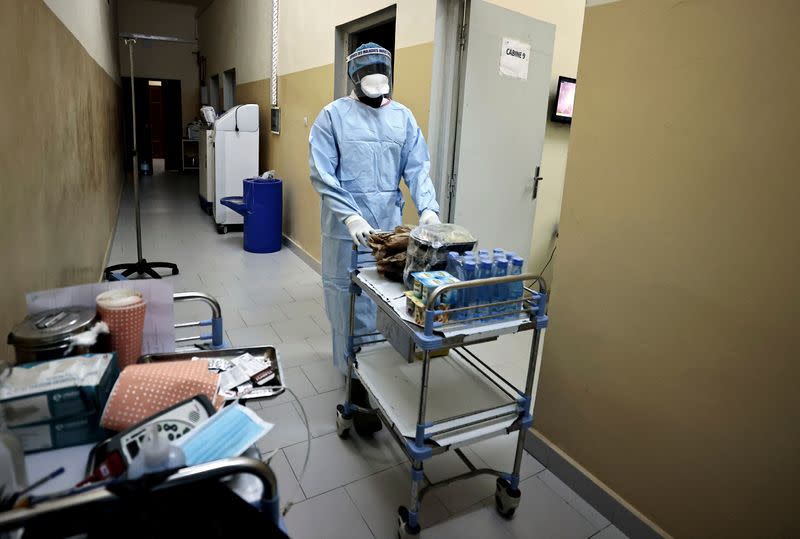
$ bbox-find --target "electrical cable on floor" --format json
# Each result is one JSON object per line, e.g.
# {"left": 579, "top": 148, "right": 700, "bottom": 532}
{"left": 278, "top": 386, "right": 311, "bottom": 517}
{"left": 262, "top": 448, "right": 279, "bottom": 463}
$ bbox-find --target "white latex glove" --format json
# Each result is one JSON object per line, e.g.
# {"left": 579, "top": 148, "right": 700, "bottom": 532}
{"left": 345, "top": 215, "right": 374, "bottom": 247}
{"left": 419, "top": 209, "right": 441, "bottom": 226}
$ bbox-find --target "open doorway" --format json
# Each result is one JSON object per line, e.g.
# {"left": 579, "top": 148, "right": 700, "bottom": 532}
{"left": 223, "top": 68, "right": 236, "bottom": 111}
{"left": 122, "top": 77, "right": 183, "bottom": 174}
{"left": 334, "top": 6, "right": 397, "bottom": 99}
{"left": 148, "top": 80, "right": 165, "bottom": 172}
{"left": 209, "top": 74, "right": 220, "bottom": 113}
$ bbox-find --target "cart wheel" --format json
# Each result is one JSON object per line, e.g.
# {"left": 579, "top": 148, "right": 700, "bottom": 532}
{"left": 336, "top": 404, "right": 353, "bottom": 439}
{"left": 494, "top": 478, "right": 521, "bottom": 519}
{"left": 397, "top": 506, "right": 421, "bottom": 538}
{"left": 216, "top": 224, "right": 227, "bottom": 235}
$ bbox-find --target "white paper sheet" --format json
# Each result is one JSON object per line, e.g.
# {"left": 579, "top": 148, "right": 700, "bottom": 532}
{"left": 26, "top": 281, "right": 175, "bottom": 355}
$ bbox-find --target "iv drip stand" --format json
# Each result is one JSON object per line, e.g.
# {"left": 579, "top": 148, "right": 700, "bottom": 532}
{"left": 104, "top": 36, "right": 182, "bottom": 280}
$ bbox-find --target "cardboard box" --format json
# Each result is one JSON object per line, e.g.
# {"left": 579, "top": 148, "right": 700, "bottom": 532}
{"left": 12, "top": 412, "right": 108, "bottom": 453}
{"left": 405, "top": 291, "right": 450, "bottom": 325}
{"left": 0, "top": 353, "right": 119, "bottom": 428}
{"left": 411, "top": 271, "right": 435, "bottom": 298}
{"left": 419, "top": 275, "right": 460, "bottom": 307}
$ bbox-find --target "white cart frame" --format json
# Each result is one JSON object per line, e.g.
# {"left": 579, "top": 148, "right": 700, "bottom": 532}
{"left": 336, "top": 246, "right": 549, "bottom": 537}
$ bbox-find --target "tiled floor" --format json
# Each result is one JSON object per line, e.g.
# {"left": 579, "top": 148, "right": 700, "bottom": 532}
{"left": 109, "top": 173, "right": 627, "bottom": 539}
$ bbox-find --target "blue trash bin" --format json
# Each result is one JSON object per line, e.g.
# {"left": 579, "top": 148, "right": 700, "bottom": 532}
{"left": 221, "top": 178, "right": 282, "bottom": 253}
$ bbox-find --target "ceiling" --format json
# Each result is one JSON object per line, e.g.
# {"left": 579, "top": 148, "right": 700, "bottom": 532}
{"left": 120, "top": 0, "right": 212, "bottom": 8}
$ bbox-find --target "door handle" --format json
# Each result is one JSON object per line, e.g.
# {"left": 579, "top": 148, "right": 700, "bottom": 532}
{"left": 532, "top": 166, "right": 543, "bottom": 200}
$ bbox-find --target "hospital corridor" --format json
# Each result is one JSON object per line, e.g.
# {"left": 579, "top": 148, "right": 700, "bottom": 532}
{"left": 110, "top": 171, "right": 611, "bottom": 538}
{"left": 1, "top": 1, "right": 797, "bottom": 538}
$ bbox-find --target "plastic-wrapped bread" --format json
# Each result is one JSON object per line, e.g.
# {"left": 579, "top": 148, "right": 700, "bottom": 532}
{"left": 402, "top": 224, "right": 477, "bottom": 289}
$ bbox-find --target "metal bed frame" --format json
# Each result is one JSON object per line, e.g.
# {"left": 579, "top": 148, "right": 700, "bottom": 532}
{"left": 336, "top": 246, "right": 549, "bottom": 537}
{"left": 173, "top": 292, "right": 226, "bottom": 350}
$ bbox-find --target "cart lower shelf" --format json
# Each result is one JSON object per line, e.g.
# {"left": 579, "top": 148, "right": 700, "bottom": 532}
{"left": 355, "top": 343, "right": 519, "bottom": 448}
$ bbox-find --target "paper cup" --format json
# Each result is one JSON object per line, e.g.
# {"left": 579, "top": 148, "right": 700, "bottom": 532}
{"left": 96, "top": 289, "right": 146, "bottom": 368}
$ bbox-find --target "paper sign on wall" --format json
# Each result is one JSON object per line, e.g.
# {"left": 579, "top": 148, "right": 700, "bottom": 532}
{"left": 499, "top": 37, "right": 531, "bottom": 80}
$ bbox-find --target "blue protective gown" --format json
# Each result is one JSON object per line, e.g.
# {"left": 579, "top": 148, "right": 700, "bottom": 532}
{"left": 309, "top": 97, "right": 440, "bottom": 375}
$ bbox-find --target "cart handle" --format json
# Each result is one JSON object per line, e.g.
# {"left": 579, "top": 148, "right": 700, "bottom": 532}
{"left": 173, "top": 292, "right": 221, "bottom": 318}
{"left": 424, "top": 273, "right": 545, "bottom": 310}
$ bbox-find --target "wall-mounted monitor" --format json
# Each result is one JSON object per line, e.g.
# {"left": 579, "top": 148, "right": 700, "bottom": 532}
{"left": 551, "top": 76, "right": 576, "bottom": 124}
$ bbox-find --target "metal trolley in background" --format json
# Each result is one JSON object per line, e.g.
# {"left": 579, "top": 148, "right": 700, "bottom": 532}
{"left": 336, "top": 247, "right": 549, "bottom": 537}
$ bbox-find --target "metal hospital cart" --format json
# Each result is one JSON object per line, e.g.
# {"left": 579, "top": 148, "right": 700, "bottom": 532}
{"left": 336, "top": 247, "right": 549, "bottom": 537}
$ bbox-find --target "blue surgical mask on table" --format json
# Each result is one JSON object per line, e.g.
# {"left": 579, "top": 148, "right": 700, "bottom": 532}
{"left": 177, "top": 403, "right": 273, "bottom": 466}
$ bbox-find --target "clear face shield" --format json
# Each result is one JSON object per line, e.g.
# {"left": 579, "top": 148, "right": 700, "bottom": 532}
{"left": 347, "top": 47, "right": 392, "bottom": 99}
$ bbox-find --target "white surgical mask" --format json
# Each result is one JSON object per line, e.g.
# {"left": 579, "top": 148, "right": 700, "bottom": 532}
{"left": 359, "top": 74, "right": 390, "bottom": 98}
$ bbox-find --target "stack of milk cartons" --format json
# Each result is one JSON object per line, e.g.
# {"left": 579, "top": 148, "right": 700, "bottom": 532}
{"left": 405, "top": 271, "right": 460, "bottom": 325}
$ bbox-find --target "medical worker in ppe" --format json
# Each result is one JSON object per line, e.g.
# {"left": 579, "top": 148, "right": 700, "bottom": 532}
{"left": 309, "top": 43, "right": 440, "bottom": 434}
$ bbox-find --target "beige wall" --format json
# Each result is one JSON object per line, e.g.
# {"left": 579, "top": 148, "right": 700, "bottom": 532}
{"left": 43, "top": 0, "right": 120, "bottom": 81}
{"left": 200, "top": 0, "right": 584, "bottom": 264}
{"left": 118, "top": 0, "right": 200, "bottom": 130}
{"left": 199, "top": 1, "right": 440, "bottom": 261}
{"left": 198, "top": 0, "right": 271, "bottom": 86}
{"left": 536, "top": 1, "right": 800, "bottom": 537}
{"left": 0, "top": 0, "right": 123, "bottom": 363}
{"left": 278, "top": 0, "right": 436, "bottom": 74}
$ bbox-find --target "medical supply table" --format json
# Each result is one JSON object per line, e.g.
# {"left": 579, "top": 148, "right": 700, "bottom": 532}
{"left": 337, "top": 248, "right": 549, "bottom": 537}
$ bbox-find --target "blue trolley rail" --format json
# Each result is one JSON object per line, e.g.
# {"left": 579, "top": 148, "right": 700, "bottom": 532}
{"left": 173, "top": 292, "right": 226, "bottom": 350}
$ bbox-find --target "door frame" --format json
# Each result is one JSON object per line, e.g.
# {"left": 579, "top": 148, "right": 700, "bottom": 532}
{"left": 334, "top": 5, "right": 398, "bottom": 100}
{"left": 427, "top": 0, "right": 469, "bottom": 222}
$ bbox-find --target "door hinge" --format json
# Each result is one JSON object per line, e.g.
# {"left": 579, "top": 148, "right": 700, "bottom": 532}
{"left": 448, "top": 173, "right": 457, "bottom": 196}
{"left": 458, "top": 24, "right": 467, "bottom": 49}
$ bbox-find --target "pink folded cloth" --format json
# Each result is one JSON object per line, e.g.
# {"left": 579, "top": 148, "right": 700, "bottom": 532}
{"left": 101, "top": 359, "right": 221, "bottom": 431}
{"left": 96, "top": 289, "right": 147, "bottom": 368}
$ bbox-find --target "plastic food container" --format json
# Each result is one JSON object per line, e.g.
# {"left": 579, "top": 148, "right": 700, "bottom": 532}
{"left": 403, "top": 224, "right": 476, "bottom": 289}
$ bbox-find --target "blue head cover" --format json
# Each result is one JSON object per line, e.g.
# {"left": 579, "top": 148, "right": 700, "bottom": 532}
{"left": 347, "top": 42, "right": 392, "bottom": 80}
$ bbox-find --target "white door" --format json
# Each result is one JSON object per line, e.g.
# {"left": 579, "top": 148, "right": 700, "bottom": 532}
{"left": 451, "top": 1, "right": 554, "bottom": 260}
